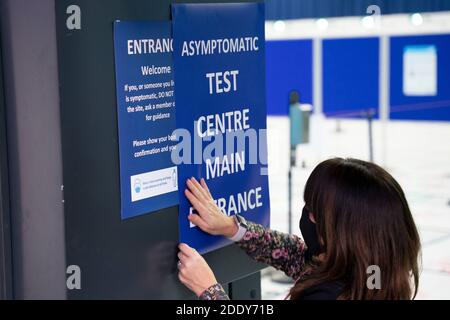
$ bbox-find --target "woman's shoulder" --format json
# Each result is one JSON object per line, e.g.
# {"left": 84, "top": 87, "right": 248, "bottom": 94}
{"left": 298, "top": 280, "right": 346, "bottom": 300}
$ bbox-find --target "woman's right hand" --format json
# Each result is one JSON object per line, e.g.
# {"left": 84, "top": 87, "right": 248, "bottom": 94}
{"left": 185, "top": 177, "right": 238, "bottom": 238}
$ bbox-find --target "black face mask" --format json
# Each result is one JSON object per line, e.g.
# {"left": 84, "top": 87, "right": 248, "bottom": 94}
{"left": 300, "top": 205, "right": 322, "bottom": 260}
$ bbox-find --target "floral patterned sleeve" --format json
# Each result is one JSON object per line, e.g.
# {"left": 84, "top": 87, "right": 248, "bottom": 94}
{"left": 198, "top": 221, "right": 307, "bottom": 300}
{"left": 236, "top": 221, "right": 307, "bottom": 279}
{"left": 199, "top": 283, "right": 229, "bottom": 300}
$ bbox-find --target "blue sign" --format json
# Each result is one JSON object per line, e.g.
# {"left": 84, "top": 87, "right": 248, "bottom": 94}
{"left": 114, "top": 21, "right": 178, "bottom": 219}
{"left": 172, "top": 3, "right": 270, "bottom": 253}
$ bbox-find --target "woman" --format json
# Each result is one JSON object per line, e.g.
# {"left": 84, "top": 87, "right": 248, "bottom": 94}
{"left": 177, "top": 158, "right": 421, "bottom": 300}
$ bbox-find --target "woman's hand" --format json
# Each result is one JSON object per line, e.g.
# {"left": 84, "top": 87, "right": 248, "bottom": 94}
{"left": 185, "top": 177, "right": 238, "bottom": 238}
{"left": 178, "top": 243, "right": 217, "bottom": 297}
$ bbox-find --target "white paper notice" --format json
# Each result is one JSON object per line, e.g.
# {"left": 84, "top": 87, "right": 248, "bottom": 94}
{"left": 130, "top": 166, "right": 178, "bottom": 202}
{"left": 403, "top": 45, "right": 437, "bottom": 96}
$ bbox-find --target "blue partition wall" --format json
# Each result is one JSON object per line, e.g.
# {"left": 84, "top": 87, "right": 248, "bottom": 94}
{"left": 265, "top": 40, "right": 313, "bottom": 116}
{"left": 390, "top": 34, "right": 450, "bottom": 121}
{"left": 322, "top": 37, "right": 379, "bottom": 118}
{"left": 265, "top": 34, "right": 450, "bottom": 121}
{"left": 265, "top": 0, "right": 450, "bottom": 20}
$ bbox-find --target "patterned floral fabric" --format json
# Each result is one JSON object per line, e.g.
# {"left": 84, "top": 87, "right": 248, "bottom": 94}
{"left": 198, "top": 221, "right": 308, "bottom": 300}
{"left": 198, "top": 283, "right": 230, "bottom": 300}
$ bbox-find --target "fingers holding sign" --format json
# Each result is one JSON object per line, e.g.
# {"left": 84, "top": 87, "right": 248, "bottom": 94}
{"left": 184, "top": 178, "right": 238, "bottom": 238}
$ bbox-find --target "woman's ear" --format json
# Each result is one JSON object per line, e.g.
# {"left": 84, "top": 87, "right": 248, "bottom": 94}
{"left": 309, "top": 212, "right": 316, "bottom": 223}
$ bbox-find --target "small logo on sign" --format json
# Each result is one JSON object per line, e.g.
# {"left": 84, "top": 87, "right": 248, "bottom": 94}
{"left": 134, "top": 179, "right": 142, "bottom": 193}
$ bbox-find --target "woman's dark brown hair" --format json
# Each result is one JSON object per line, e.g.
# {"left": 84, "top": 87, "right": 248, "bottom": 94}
{"left": 289, "top": 158, "right": 421, "bottom": 300}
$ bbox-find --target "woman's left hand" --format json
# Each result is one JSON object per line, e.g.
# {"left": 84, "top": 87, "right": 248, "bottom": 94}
{"left": 178, "top": 243, "right": 217, "bottom": 297}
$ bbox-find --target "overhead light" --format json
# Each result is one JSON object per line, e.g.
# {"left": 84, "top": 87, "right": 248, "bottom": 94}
{"left": 273, "top": 20, "right": 286, "bottom": 33}
{"left": 316, "top": 18, "right": 328, "bottom": 30}
{"left": 411, "top": 13, "right": 423, "bottom": 26}
{"left": 362, "top": 16, "right": 375, "bottom": 29}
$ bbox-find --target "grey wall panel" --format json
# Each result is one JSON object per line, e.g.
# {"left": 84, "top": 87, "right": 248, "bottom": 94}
{"left": 56, "top": 0, "right": 263, "bottom": 299}
{"left": 0, "top": 9, "right": 13, "bottom": 300}
{"left": 0, "top": 0, "right": 66, "bottom": 299}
